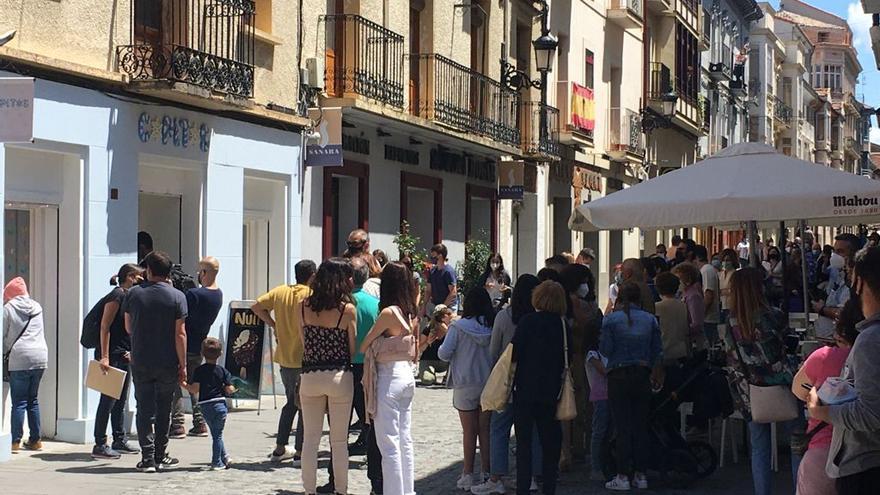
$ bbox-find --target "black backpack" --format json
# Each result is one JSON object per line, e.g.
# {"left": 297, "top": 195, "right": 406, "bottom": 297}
{"left": 80, "top": 295, "right": 107, "bottom": 349}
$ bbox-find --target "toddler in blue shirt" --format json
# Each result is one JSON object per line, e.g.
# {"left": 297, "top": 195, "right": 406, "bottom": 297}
{"left": 185, "top": 337, "right": 235, "bottom": 469}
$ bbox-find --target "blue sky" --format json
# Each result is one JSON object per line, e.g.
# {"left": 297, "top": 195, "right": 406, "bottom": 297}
{"left": 767, "top": 1, "right": 879, "bottom": 139}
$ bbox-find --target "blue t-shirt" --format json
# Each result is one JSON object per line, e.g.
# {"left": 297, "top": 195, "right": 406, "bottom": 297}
{"left": 184, "top": 287, "right": 224, "bottom": 354}
{"left": 429, "top": 264, "right": 457, "bottom": 305}
{"left": 192, "top": 363, "right": 232, "bottom": 404}
{"left": 123, "top": 281, "right": 188, "bottom": 369}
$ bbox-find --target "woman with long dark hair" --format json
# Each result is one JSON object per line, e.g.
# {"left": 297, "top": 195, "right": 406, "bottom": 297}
{"left": 91, "top": 263, "right": 144, "bottom": 459}
{"left": 472, "top": 275, "right": 541, "bottom": 494}
{"left": 300, "top": 258, "right": 357, "bottom": 495}
{"left": 479, "top": 253, "right": 512, "bottom": 310}
{"left": 360, "top": 261, "right": 419, "bottom": 495}
{"left": 600, "top": 282, "right": 662, "bottom": 491}
{"left": 439, "top": 287, "right": 495, "bottom": 490}
{"left": 725, "top": 267, "right": 797, "bottom": 495}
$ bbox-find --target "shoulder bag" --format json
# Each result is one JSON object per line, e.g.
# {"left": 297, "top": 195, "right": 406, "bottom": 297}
{"left": 480, "top": 343, "right": 516, "bottom": 412}
{"left": 730, "top": 331, "right": 798, "bottom": 424}
{"left": 556, "top": 316, "right": 577, "bottom": 421}
{"left": 3, "top": 315, "right": 34, "bottom": 382}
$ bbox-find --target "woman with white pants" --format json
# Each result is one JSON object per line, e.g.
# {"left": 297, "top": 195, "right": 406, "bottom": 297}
{"left": 362, "top": 262, "right": 419, "bottom": 495}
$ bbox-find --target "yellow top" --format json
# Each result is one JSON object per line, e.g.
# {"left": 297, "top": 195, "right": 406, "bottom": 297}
{"left": 256, "top": 283, "right": 311, "bottom": 369}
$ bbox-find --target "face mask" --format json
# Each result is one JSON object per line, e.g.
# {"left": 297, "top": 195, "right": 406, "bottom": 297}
{"left": 830, "top": 252, "right": 846, "bottom": 270}
{"left": 614, "top": 273, "right": 623, "bottom": 285}
{"left": 576, "top": 283, "right": 590, "bottom": 298}
{"left": 769, "top": 254, "right": 780, "bottom": 261}
{"left": 722, "top": 261, "right": 735, "bottom": 271}
{"left": 711, "top": 259, "right": 722, "bottom": 270}
{"left": 490, "top": 263, "right": 500, "bottom": 271}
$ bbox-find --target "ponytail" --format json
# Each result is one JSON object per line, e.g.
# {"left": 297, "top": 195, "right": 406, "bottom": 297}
{"left": 109, "top": 275, "right": 120, "bottom": 286}
{"left": 113, "top": 263, "right": 144, "bottom": 288}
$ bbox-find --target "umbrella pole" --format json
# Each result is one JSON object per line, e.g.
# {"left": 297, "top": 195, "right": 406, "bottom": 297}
{"left": 780, "top": 221, "right": 789, "bottom": 315}
{"left": 748, "top": 221, "right": 759, "bottom": 268}
{"left": 800, "top": 220, "right": 812, "bottom": 338}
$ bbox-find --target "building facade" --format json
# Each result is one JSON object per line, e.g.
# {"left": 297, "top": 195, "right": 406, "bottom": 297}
{"left": 0, "top": 0, "right": 307, "bottom": 459}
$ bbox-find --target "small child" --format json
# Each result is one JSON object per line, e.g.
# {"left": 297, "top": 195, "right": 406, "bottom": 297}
{"left": 186, "top": 337, "right": 235, "bottom": 470}
{"left": 586, "top": 350, "right": 609, "bottom": 481}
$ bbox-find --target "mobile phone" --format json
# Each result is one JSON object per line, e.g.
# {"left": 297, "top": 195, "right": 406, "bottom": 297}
{"left": 801, "top": 383, "right": 813, "bottom": 391}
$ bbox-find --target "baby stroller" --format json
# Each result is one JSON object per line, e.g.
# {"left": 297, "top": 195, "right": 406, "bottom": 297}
{"left": 601, "top": 359, "right": 719, "bottom": 488}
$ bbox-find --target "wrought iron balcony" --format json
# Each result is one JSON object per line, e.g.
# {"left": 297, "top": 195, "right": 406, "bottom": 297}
{"left": 708, "top": 62, "right": 731, "bottom": 81}
{"left": 607, "top": 107, "right": 645, "bottom": 161}
{"left": 520, "top": 101, "right": 560, "bottom": 158}
{"left": 773, "top": 95, "right": 793, "bottom": 126}
{"left": 117, "top": 0, "right": 256, "bottom": 98}
{"left": 607, "top": 0, "right": 644, "bottom": 28}
{"left": 409, "top": 53, "right": 520, "bottom": 147}
{"left": 320, "top": 14, "right": 404, "bottom": 108}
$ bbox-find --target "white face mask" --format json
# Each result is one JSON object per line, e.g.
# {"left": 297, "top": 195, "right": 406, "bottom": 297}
{"left": 576, "top": 283, "right": 590, "bottom": 298}
{"left": 830, "top": 252, "right": 846, "bottom": 270}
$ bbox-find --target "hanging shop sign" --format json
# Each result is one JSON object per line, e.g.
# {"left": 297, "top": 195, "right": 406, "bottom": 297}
{"left": 0, "top": 77, "right": 34, "bottom": 143}
{"left": 498, "top": 161, "right": 524, "bottom": 200}
{"left": 138, "top": 112, "right": 211, "bottom": 152}
{"left": 306, "top": 107, "right": 343, "bottom": 166}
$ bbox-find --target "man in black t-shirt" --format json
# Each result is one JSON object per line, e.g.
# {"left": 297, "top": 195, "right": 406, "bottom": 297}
{"left": 171, "top": 257, "right": 223, "bottom": 438}
{"left": 124, "top": 251, "right": 188, "bottom": 473}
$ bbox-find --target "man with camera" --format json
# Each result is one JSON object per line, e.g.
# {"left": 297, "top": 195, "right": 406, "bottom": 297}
{"left": 170, "top": 257, "right": 223, "bottom": 438}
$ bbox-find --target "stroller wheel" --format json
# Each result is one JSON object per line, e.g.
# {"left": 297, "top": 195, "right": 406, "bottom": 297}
{"left": 660, "top": 448, "right": 699, "bottom": 489}
{"left": 687, "top": 441, "right": 718, "bottom": 479}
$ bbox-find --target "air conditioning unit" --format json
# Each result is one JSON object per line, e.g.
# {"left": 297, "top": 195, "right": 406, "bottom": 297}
{"left": 305, "top": 57, "right": 325, "bottom": 90}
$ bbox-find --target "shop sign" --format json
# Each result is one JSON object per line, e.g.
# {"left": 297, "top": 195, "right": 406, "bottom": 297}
{"left": 343, "top": 134, "right": 370, "bottom": 155}
{"left": 429, "top": 148, "right": 496, "bottom": 182}
{"left": 0, "top": 77, "right": 34, "bottom": 143}
{"left": 224, "top": 302, "right": 267, "bottom": 401}
{"left": 385, "top": 144, "right": 419, "bottom": 165}
{"left": 573, "top": 168, "right": 602, "bottom": 193}
{"left": 306, "top": 107, "right": 343, "bottom": 166}
{"left": 498, "top": 161, "right": 524, "bottom": 200}
{"left": 570, "top": 82, "right": 595, "bottom": 133}
{"left": 138, "top": 112, "right": 211, "bottom": 152}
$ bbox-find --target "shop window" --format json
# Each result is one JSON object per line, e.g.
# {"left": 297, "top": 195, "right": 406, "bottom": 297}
{"left": 134, "top": 0, "right": 162, "bottom": 43}
{"left": 400, "top": 171, "right": 442, "bottom": 251}
{"left": 465, "top": 184, "right": 497, "bottom": 251}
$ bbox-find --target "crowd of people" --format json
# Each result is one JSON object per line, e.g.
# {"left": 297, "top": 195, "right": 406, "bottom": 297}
{"left": 4, "top": 226, "right": 880, "bottom": 495}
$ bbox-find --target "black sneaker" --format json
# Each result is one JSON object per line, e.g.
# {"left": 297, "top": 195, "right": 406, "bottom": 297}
{"left": 91, "top": 444, "right": 121, "bottom": 460}
{"left": 156, "top": 453, "right": 179, "bottom": 469}
{"left": 316, "top": 482, "right": 336, "bottom": 494}
{"left": 188, "top": 425, "right": 209, "bottom": 437}
{"left": 136, "top": 458, "right": 157, "bottom": 473}
{"left": 348, "top": 439, "right": 367, "bottom": 456}
{"left": 111, "top": 441, "right": 141, "bottom": 455}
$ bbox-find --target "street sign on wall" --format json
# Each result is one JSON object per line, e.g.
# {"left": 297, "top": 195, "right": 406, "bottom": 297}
{"left": 306, "top": 107, "right": 342, "bottom": 166}
{"left": 498, "top": 160, "right": 524, "bottom": 200}
{"left": 0, "top": 77, "right": 34, "bottom": 143}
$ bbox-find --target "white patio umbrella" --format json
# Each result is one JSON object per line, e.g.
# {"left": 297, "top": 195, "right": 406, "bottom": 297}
{"left": 569, "top": 142, "right": 880, "bottom": 232}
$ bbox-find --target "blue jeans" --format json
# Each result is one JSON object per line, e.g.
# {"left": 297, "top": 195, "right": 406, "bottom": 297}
{"left": 9, "top": 369, "right": 44, "bottom": 443}
{"left": 489, "top": 407, "right": 542, "bottom": 477}
{"left": 201, "top": 400, "right": 229, "bottom": 467}
{"left": 749, "top": 420, "right": 798, "bottom": 495}
{"left": 590, "top": 400, "right": 610, "bottom": 474}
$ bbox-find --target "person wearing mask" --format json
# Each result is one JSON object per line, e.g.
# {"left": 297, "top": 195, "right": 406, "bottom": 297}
{"left": 424, "top": 243, "right": 458, "bottom": 315}
{"left": 604, "top": 264, "right": 624, "bottom": 316}
{"left": 360, "top": 261, "right": 419, "bottom": 495}
{"left": 725, "top": 267, "right": 797, "bottom": 495}
{"left": 91, "top": 264, "right": 145, "bottom": 459}
{"left": 600, "top": 283, "right": 662, "bottom": 491}
{"left": 718, "top": 249, "right": 740, "bottom": 323}
{"left": 737, "top": 237, "right": 751, "bottom": 267}
{"left": 478, "top": 253, "right": 512, "bottom": 311}
{"left": 4, "top": 277, "right": 48, "bottom": 453}
{"left": 694, "top": 245, "right": 720, "bottom": 345}
{"left": 622, "top": 258, "right": 655, "bottom": 314}
{"left": 438, "top": 288, "right": 495, "bottom": 491}
{"left": 765, "top": 246, "right": 785, "bottom": 308}
{"left": 171, "top": 257, "right": 223, "bottom": 439}
{"left": 472, "top": 275, "right": 542, "bottom": 495}
{"left": 511, "top": 281, "right": 571, "bottom": 495}
{"left": 373, "top": 249, "right": 389, "bottom": 269}
{"left": 299, "top": 258, "right": 357, "bottom": 495}
{"left": 124, "top": 251, "right": 188, "bottom": 472}
{"left": 814, "top": 249, "right": 853, "bottom": 339}
{"left": 559, "top": 263, "right": 602, "bottom": 468}
{"left": 253, "top": 259, "right": 316, "bottom": 464}
{"left": 792, "top": 298, "right": 861, "bottom": 495}
{"left": 809, "top": 246, "right": 880, "bottom": 494}
{"left": 672, "top": 262, "right": 706, "bottom": 352}
{"left": 576, "top": 248, "right": 596, "bottom": 269}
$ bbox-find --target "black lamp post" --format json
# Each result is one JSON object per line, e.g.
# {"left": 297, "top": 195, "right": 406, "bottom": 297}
{"left": 500, "top": 0, "right": 557, "bottom": 149}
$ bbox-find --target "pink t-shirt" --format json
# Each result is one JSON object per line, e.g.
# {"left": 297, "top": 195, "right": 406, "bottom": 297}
{"left": 802, "top": 345, "right": 850, "bottom": 449}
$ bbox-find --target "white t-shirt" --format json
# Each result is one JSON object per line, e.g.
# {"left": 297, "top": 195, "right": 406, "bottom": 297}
{"left": 700, "top": 263, "right": 720, "bottom": 324}
{"left": 737, "top": 241, "right": 749, "bottom": 260}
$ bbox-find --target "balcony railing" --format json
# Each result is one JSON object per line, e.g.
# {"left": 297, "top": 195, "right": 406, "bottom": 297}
{"left": 773, "top": 95, "right": 793, "bottom": 125}
{"left": 608, "top": 0, "right": 644, "bottom": 28}
{"left": 648, "top": 62, "right": 673, "bottom": 100}
{"left": 117, "top": 0, "right": 256, "bottom": 98}
{"left": 608, "top": 107, "right": 645, "bottom": 160}
{"left": 520, "top": 101, "right": 560, "bottom": 157}
{"left": 321, "top": 14, "right": 405, "bottom": 108}
{"left": 409, "top": 54, "right": 520, "bottom": 147}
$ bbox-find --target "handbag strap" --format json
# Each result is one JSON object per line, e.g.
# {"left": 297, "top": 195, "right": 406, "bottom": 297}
{"left": 560, "top": 316, "right": 570, "bottom": 370}
{"left": 3, "top": 314, "right": 34, "bottom": 361}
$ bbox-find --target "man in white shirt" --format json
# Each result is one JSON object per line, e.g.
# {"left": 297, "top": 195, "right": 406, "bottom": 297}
{"left": 737, "top": 238, "right": 750, "bottom": 266}
{"left": 694, "top": 245, "right": 720, "bottom": 345}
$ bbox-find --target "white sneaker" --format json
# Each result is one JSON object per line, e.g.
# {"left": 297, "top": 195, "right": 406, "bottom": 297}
{"left": 530, "top": 477, "right": 539, "bottom": 492}
{"left": 470, "top": 479, "right": 505, "bottom": 494}
{"left": 269, "top": 446, "right": 295, "bottom": 463}
{"left": 633, "top": 472, "right": 648, "bottom": 489}
{"left": 457, "top": 473, "right": 476, "bottom": 490}
{"left": 605, "top": 475, "right": 631, "bottom": 491}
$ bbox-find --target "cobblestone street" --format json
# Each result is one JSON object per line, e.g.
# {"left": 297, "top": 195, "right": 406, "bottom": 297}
{"left": 0, "top": 387, "right": 793, "bottom": 494}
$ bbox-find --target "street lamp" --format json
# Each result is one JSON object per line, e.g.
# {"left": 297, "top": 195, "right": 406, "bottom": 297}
{"left": 641, "top": 91, "right": 679, "bottom": 133}
{"left": 533, "top": 33, "right": 558, "bottom": 74}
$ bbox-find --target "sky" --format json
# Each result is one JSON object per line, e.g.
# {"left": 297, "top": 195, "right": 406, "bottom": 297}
{"left": 767, "top": 1, "right": 880, "bottom": 141}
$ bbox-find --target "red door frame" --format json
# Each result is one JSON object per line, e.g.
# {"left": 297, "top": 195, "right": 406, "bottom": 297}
{"left": 465, "top": 183, "right": 498, "bottom": 252}
{"left": 322, "top": 161, "right": 369, "bottom": 259}
{"left": 400, "top": 170, "right": 443, "bottom": 245}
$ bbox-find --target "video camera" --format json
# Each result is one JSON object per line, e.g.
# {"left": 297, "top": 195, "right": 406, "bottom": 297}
{"left": 170, "top": 263, "right": 198, "bottom": 293}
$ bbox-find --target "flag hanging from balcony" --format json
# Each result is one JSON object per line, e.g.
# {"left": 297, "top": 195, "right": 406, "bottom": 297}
{"left": 570, "top": 82, "right": 595, "bottom": 133}
{"left": 306, "top": 107, "right": 343, "bottom": 167}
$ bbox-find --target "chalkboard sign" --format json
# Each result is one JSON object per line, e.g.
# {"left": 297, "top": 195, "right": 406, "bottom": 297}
{"left": 224, "top": 301, "right": 266, "bottom": 400}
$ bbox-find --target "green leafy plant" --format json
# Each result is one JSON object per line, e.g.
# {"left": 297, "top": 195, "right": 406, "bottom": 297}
{"left": 393, "top": 220, "right": 428, "bottom": 271}
{"left": 456, "top": 237, "right": 492, "bottom": 299}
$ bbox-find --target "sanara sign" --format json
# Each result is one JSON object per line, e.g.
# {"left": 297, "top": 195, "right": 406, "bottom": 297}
{"left": 0, "top": 77, "right": 35, "bottom": 143}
